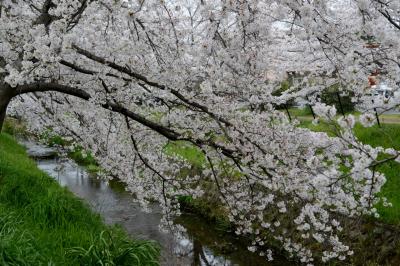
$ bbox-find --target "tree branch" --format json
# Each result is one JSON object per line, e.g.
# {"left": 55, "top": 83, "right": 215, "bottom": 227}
{"left": 11, "top": 82, "right": 238, "bottom": 158}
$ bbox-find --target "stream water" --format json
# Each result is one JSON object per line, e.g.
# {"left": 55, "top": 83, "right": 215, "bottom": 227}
{"left": 23, "top": 141, "right": 291, "bottom": 266}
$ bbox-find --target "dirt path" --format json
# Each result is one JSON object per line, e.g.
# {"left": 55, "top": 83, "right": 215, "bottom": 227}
{"left": 296, "top": 115, "right": 400, "bottom": 125}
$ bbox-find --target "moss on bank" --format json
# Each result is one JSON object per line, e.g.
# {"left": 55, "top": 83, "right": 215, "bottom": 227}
{"left": 0, "top": 133, "right": 160, "bottom": 265}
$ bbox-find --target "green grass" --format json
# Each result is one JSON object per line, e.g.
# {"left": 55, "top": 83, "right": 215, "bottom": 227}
{"left": 0, "top": 133, "right": 160, "bottom": 265}
{"left": 289, "top": 107, "right": 363, "bottom": 119}
{"left": 300, "top": 121, "right": 400, "bottom": 224}
{"left": 288, "top": 107, "right": 314, "bottom": 117}
{"left": 68, "top": 147, "right": 101, "bottom": 173}
{"left": 163, "top": 141, "right": 206, "bottom": 168}
{"left": 2, "top": 118, "right": 29, "bottom": 137}
{"left": 344, "top": 123, "right": 400, "bottom": 224}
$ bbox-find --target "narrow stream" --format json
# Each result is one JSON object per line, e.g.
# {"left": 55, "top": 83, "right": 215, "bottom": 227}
{"left": 22, "top": 141, "right": 291, "bottom": 266}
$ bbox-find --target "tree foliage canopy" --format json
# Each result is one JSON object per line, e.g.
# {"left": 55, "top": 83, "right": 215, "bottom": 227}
{"left": 0, "top": 0, "right": 399, "bottom": 264}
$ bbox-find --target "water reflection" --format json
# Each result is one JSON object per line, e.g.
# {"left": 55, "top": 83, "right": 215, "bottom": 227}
{"left": 25, "top": 142, "right": 290, "bottom": 266}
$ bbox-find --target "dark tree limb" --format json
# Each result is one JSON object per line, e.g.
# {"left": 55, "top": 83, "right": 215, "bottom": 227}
{"left": 13, "top": 83, "right": 91, "bottom": 100}
{"left": 9, "top": 82, "right": 238, "bottom": 158}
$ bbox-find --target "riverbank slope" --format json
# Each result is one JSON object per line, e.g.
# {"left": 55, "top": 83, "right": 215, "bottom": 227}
{"left": 0, "top": 133, "right": 159, "bottom": 265}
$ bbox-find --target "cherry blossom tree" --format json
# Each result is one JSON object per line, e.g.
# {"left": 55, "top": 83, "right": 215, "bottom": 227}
{"left": 1, "top": 0, "right": 399, "bottom": 264}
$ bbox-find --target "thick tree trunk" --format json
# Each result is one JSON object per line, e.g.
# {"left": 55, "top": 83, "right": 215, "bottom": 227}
{"left": 0, "top": 106, "right": 7, "bottom": 132}
{"left": 0, "top": 56, "right": 9, "bottom": 132}
{"left": 0, "top": 86, "right": 13, "bottom": 133}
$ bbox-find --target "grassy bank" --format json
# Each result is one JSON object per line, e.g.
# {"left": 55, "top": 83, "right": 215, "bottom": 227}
{"left": 0, "top": 133, "right": 159, "bottom": 265}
